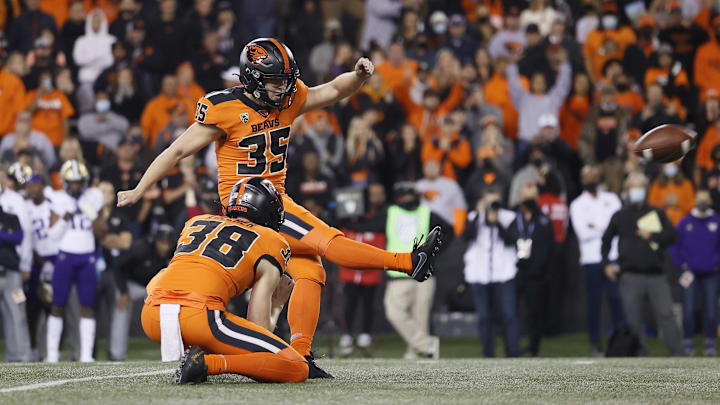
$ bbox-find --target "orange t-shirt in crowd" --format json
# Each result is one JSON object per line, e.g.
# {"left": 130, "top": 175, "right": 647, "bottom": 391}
{"left": 697, "top": 123, "right": 720, "bottom": 172}
{"left": 615, "top": 90, "right": 645, "bottom": 115}
{"left": 420, "top": 132, "right": 472, "bottom": 180}
{"left": 559, "top": 95, "right": 590, "bottom": 151}
{"left": 40, "top": 0, "right": 71, "bottom": 28}
{"left": 196, "top": 81, "right": 309, "bottom": 203}
{"left": 0, "top": 68, "right": 27, "bottom": 136}
{"left": 583, "top": 26, "right": 637, "bottom": 80}
{"left": 694, "top": 40, "right": 720, "bottom": 94}
{"left": 394, "top": 81, "right": 464, "bottom": 140}
{"left": 140, "top": 93, "right": 195, "bottom": 147}
{"left": 145, "top": 214, "right": 290, "bottom": 310}
{"left": 24, "top": 89, "right": 74, "bottom": 146}
{"left": 484, "top": 72, "right": 529, "bottom": 141}
{"left": 645, "top": 66, "right": 690, "bottom": 88}
{"left": 648, "top": 179, "right": 695, "bottom": 226}
{"left": 375, "top": 59, "right": 419, "bottom": 91}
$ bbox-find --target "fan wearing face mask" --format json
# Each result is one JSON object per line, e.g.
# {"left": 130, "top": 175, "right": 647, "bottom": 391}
{"left": 671, "top": 189, "right": 720, "bottom": 356}
{"left": 648, "top": 163, "right": 694, "bottom": 225}
{"left": 77, "top": 89, "right": 129, "bottom": 151}
{"left": 583, "top": 1, "right": 636, "bottom": 82}
{"left": 601, "top": 172, "right": 683, "bottom": 356}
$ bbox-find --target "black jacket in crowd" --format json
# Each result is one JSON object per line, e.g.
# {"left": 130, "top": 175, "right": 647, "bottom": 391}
{"left": 601, "top": 203, "right": 676, "bottom": 275}
{"left": 0, "top": 207, "right": 22, "bottom": 271}
{"left": 507, "top": 207, "right": 555, "bottom": 282}
{"left": 113, "top": 238, "right": 171, "bottom": 294}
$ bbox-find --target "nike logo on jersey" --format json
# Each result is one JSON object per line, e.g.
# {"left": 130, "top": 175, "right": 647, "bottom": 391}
{"left": 251, "top": 118, "right": 281, "bottom": 133}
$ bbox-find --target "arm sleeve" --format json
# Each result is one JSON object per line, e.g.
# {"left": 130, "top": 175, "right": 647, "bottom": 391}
{"left": 548, "top": 63, "right": 572, "bottom": 110}
{"left": 652, "top": 209, "right": 678, "bottom": 247}
{"left": 506, "top": 63, "right": 527, "bottom": 107}
{"left": 286, "top": 79, "right": 309, "bottom": 119}
{"left": 257, "top": 233, "right": 291, "bottom": 276}
{"left": 60, "top": 94, "right": 75, "bottom": 118}
{"left": 15, "top": 203, "right": 32, "bottom": 273}
{"left": 461, "top": 211, "right": 479, "bottom": 241}
{"left": 601, "top": 212, "right": 619, "bottom": 266}
{"left": 670, "top": 219, "right": 686, "bottom": 268}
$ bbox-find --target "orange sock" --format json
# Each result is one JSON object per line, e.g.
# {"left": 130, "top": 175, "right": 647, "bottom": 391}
{"left": 287, "top": 279, "right": 322, "bottom": 356}
{"left": 204, "top": 348, "right": 308, "bottom": 383}
{"left": 324, "top": 236, "right": 413, "bottom": 272}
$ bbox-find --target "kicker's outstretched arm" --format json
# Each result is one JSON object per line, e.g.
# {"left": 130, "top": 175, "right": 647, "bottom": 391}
{"left": 299, "top": 57, "right": 374, "bottom": 114}
{"left": 117, "top": 123, "right": 223, "bottom": 207}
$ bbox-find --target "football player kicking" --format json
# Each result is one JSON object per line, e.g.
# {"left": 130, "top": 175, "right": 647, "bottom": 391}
{"left": 119, "top": 38, "right": 443, "bottom": 377}
{"left": 142, "top": 178, "right": 307, "bottom": 384}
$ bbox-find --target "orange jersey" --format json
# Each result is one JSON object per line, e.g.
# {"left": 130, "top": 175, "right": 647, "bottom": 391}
{"left": 194, "top": 81, "right": 309, "bottom": 204}
{"left": 146, "top": 214, "right": 291, "bottom": 310}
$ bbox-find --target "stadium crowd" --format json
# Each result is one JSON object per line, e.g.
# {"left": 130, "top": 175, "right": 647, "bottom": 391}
{"left": 2, "top": 0, "right": 720, "bottom": 361}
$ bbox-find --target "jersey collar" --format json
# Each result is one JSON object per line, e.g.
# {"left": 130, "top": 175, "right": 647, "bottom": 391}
{"left": 236, "top": 89, "right": 271, "bottom": 118}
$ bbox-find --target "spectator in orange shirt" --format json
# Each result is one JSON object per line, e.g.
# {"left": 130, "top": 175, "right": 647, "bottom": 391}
{"left": 694, "top": 16, "right": 720, "bottom": 96}
{"left": 696, "top": 93, "right": 720, "bottom": 173}
{"left": 559, "top": 72, "right": 591, "bottom": 151}
{"left": 613, "top": 72, "right": 645, "bottom": 116}
{"left": 429, "top": 49, "right": 465, "bottom": 112}
{"left": 395, "top": 85, "right": 444, "bottom": 141}
{"left": 176, "top": 62, "right": 206, "bottom": 104}
{"left": 583, "top": 1, "right": 637, "bottom": 81}
{"left": 649, "top": 163, "right": 695, "bottom": 226}
{"left": 484, "top": 56, "right": 529, "bottom": 141}
{"left": 40, "top": 0, "right": 72, "bottom": 29}
{"left": 375, "top": 41, "right": 418, "bottom": 92}
{"left": 0, "top": 51, "right": 27, "bottom": 136}
{"left": 25, "top": 70, "right": 74, "bottom": 147}
{"left": 421, "top": 116, "right": 472, "bottom": 181}
{"left": 140, "top": 74, "right": 194, "bottom": 147}
{"left": 645, "top": 43, "right": 691, "bottom": 112}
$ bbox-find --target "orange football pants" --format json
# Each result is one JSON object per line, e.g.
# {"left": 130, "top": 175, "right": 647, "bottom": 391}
{"left": 141, "top": 303, "right": 308, "bottom": 383}
{"left": 279, "top": 195, "right": 411, "bottom": 356}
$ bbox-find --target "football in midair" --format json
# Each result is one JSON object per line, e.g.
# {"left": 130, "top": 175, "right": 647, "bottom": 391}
{"left": 633, "top": 124, "right": 696, "bottom": 163}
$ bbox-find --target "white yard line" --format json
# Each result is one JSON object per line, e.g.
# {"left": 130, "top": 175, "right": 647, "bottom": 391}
{"left": 571, "top": 360, "right": 597, "bottom": 365}
{"left": 0, "top": 368, "right": 174, "bottom": 393}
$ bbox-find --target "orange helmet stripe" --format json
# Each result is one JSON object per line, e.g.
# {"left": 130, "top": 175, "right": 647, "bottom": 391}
{"left": 268, "top": 38, "right": 290, "bottom": 73}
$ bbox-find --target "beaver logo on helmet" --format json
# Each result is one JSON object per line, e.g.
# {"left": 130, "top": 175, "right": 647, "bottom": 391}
{"left": 246, "top": 44, "right": 270, "bottom": 66}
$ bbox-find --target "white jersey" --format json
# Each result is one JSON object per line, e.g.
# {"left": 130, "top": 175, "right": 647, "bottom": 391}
{"left": 0, "top": 188, "right": 32, "bottom": 272}
{"left": 53, "top": 187, "right": 103, "bottom": 255}
{"left": 27, "top": 187, "right": 60, "bottom": 257}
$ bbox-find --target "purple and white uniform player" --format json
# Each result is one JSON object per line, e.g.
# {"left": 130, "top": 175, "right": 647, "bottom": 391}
{"left": 46, "top": 160, "right": 103, "bottom": 363}
{"left": 25, "top": 177, "right": 61, "bottom": 360}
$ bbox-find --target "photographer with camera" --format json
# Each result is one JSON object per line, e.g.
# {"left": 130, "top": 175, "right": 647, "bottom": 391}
{"left": 462, "top": 186, "right": 519, "bottom": 357}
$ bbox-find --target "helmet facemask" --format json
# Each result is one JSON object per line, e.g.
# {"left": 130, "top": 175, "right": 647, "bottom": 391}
{"left": 247, "top": 70, "right": 299, "bottom": 109}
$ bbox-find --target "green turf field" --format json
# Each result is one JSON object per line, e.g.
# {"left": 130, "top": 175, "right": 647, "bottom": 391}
{"left": 2, "top": 334, "right": 719, "bottom": 404}
{"left": 1, "top": 356, "right": 719, "bottom": 404}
